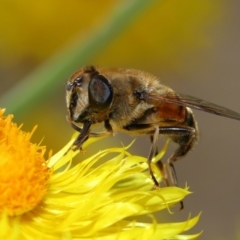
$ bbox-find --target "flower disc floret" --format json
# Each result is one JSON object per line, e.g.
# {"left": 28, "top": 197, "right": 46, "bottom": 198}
{"left": 0, "top": 109, "right": 50, "bottom": 216}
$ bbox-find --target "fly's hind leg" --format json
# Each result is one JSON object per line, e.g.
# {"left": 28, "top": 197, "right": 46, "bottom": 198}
{"left": 125, "top": 122, "right": 196, "bottom": 190}
{"left": 168, "top": 131, "right": 196, "bottom": 187}
{"left": 148, "top": 125, "right": 196, "bottom": 189}
{"left": 148, "top": 125, "right": 196, "bottom": 188}
{"left": 158, "top": 125, "right": 196, "bottom": 210}
{"left": 167, "top": 127, "right": 196, "bottom": 210}
{"left": 167, "top": 110, "right": 198, "bottom": 188}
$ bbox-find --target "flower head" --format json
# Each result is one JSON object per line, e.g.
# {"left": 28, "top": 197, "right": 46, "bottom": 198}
{"left": 0, "top": 109, "right": 50, "bottom": 216}
{"left": 0, "top": 108, "right": 201, "bottom": 239}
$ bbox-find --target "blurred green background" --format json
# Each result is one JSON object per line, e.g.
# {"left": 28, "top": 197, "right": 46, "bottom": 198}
{"left": 1, "top": 0, "right": 240, "bottom": 239}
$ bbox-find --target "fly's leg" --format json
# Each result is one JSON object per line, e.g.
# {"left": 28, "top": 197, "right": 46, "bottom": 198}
{"left": 88, "top": 120, "right": 113, "bottom": 138}
{"left": 125, "top": 123, "right": 196, "bottom": 210}
{"left": 125, "top": 123, "right": 196, "bottom": 189}
{"left": 150, "top": 135, "right": 158, "bottom": 155}
{"left": 69, "top": 119, "right": 113, "bottom": 151}
{"left": 154, "top": 126, "right": 196, "bottom": 210}
{"left": 168, "top": 128, "right": 196, "bottom": 186}
{"left": 168, "top": 127, "right": 196, "bottom": 210}
{"left": 72, "top": 121, "right": 92, "bottom": 151}
{"left": 150, "top": 134, "right": 169, "bottom": 187}
{"left": 155, "top": 126, "right": 196, "bottom": 185}
{"left": 147, "top": 127, "right": 160, "bottom": 186}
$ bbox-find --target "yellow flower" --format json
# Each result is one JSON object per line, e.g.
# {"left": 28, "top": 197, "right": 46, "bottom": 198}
{"left": 0, "top": 109, "right": 50, "bottom": 216}
{"left": 0, "top": 109, "right": 201, "bottom": 239}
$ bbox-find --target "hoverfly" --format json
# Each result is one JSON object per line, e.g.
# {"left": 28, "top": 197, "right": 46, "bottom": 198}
{"left": 66, "top": 66, "right": 240, "bottom": 209}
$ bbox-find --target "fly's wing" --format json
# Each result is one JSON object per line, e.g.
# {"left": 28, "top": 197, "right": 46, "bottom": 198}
{"left": 149, "top": 92, "right": 240, "bottom": 121}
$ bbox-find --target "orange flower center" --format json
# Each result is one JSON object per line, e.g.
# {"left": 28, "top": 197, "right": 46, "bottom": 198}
{"left": 0, "top": 109, "right": 50, "bottom": 216}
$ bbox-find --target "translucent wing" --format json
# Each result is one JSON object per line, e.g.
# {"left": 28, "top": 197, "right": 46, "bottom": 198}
{"left": 149, "top": 92, "right": 240, "bottom": 121}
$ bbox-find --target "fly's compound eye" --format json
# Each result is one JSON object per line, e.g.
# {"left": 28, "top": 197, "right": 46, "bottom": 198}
{"left": 88, "top": 75, "right": 113, "bottom": 111}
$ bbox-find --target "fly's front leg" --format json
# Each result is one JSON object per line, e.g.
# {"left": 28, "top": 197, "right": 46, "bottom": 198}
{"left": 88, "top": 120, "right": 113, "bottom": 138}
{"left": 70, "top": 119, "right": 113, "bottom": 151}
{"left": 72, "top": 121, "right": 92, "bottom": 151}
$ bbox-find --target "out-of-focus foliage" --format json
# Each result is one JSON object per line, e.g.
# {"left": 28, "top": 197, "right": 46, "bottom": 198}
{"left": 0, "top": 0, "right": 221, "bottom": 70}
{"left": 94, "top": 0, "right": 221, "bottom": 71}
{"left": 0, "top": 1, "right": 116, "bottom": 64}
